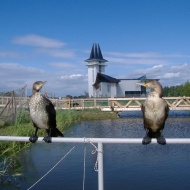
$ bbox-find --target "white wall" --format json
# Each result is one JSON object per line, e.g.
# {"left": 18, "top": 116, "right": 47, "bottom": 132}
{"left": 117, "top": 80, "right": 141, "bottom": 97}
{"left": 111, "top": 83, "right": 117, "bottom": 97}
{"left": 96, "top": 82, "right": 117, "bottom": 97}
{"left": 87, "top": 65, "right": 95, "bottom": 97}
{"left": 99, "top": 82, "right": 111, "bottom": 97}
{"left": 86, "top": 62, "right": 107, "bottom": 97}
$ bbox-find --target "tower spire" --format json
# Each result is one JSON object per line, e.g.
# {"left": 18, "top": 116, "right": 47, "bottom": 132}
{"left": 85, "top": 43, "right": 108, "bottom": 62}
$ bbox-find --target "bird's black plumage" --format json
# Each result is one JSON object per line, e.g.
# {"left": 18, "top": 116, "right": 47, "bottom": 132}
{"left": 29, "top": 81, "right": 64, "bottom": 143}
{"left": 136, "top": 80, "right": 169, "bottom": 145}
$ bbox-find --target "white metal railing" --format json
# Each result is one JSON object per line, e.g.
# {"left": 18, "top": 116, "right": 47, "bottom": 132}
{"left": 1, "top": 136, "right": 190, "bottom": 190}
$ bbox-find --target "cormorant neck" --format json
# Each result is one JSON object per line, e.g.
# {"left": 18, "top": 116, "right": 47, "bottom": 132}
{"left": 154, "top": 85, "right": 163, "bottom": 97}
{"left": 32, "top": 89, "right": 39, "bottom": 95}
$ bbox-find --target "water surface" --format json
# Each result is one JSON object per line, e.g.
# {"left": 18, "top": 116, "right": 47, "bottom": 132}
{"left": 8, "top": 111, "right": 190, "bottom": 189}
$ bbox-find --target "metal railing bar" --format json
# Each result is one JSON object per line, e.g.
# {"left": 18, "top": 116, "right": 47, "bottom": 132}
{"left": 1, "top": 136, "right": 190, "bottom": 144}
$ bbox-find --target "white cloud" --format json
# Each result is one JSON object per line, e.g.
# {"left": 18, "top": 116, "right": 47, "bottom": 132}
{"left": 142, "top": 64, "right": 163, "bottom": 73}
{"left": 44, "top": 74, "right": 88, "bottom": 97}
{"left": 106, "top": 50, "right": 190, "bottom": 87}
{"left": 60, "top": 74, "right": 84, "bottom": 80}
{"left": 0, "top": 51, "right": 22, "bottom": 59}
{"left": 125, "top": 63, "right": 190, "bottom": 87}
{"left": 158, "top": 63, "right": 190, "bottom": 86}
{"left": 159, "top": 72, "right": 181, "bottom": 79}
{"left": 105, "top": 52, "right": 162, "bottom": 58}
{"left": 0, "top": 62, "right": 46, "bottom": 92}
{"left": 127, "top": 65, "right": 163, "bottom": 77}
{"left": 0, "top": 62, "right": 44, "bottom": 74}
{"left": 171, "top": 63, "right": 190, "bottom": 72}
{"left": 48, "top": 62, "right": 75, "bottom": 68}
{"left": 107, "top": 57, "right": 169, "bottom": 65}
{"left": 36, "top": 48, "right": 75, "bottom": 58}
{"left": 0, "top": 62, "right": 88, "bottom": 96}
{"left": 105, "top": 51, "right": 190, "bottom": 58}
{"left": 12, "top": 34, "right": 65, "bottom": 48}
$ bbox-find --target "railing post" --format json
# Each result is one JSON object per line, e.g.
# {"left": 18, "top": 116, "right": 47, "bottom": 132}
{"left": 111, "top": 100, "right": 114, "bottom": 111}
{"left": 94, "top": 98, "right": 97, "bottom": 108}
{"left": 82, "top": 99, "right": 85, "bottom": 109}
{"left": 98, "top": 142, "right": 104, "bottom": 190}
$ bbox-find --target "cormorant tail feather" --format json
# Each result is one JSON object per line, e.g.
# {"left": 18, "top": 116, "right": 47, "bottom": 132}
{"left": 50, "top": 128, "right": 64, "bottom": 137}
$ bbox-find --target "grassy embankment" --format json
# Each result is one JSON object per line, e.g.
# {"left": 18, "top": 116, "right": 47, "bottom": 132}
{"left": 0, "top": 109, "right": 117, "bottom": 184}
{"left": 0, "top": 109, "right": 117, "bottom": 156}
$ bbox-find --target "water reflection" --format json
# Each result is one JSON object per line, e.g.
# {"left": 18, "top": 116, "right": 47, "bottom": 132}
{"left": 8, "top": 111, "right": 190, "bottom": 190}
{"left": 118, "top": 110, "right": 190, "bottom": 118}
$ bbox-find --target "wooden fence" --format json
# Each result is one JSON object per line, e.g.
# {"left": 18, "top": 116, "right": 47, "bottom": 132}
{"left": 1, "top": 96, "right": 190, "bottom": 111}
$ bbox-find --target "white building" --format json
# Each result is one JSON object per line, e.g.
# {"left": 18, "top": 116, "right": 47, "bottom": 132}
{"left": 85, "top": 43, "right": 154, "bottom": 98}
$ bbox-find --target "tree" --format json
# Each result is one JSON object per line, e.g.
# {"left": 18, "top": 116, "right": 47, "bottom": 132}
{"left": 163, "top": 81, "right": 190, "bottom": 97}
{"left": 183, "top": 81, "right": 190, "bottom": 96}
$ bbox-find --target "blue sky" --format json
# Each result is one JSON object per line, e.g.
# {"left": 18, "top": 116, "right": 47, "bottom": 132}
{"left": 1, "top": 0, "right": 190, "bottom": 97}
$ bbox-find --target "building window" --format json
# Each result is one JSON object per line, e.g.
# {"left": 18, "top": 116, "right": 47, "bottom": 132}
{"left": 125, "top": 91, "right": 143, "bottom": 97}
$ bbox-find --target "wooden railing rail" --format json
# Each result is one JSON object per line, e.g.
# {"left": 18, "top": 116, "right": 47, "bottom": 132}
{"left": 1, "top": 96, "right": 190, "bottom": 111}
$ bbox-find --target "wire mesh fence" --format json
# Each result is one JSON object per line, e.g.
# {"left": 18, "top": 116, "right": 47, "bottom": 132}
{"left": 0, "top": 85, "right": 28, "bottom": 125}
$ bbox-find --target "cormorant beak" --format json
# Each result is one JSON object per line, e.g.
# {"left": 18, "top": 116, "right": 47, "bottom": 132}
{"left": 42, "top": 81, "right": 47, "bottom": 86}
{"left": 136, "top": 82, "right": 144, "bottom": 86}
{"left": 136, "top": 82, "right": 148, "bottom": 88}
{"left": 40, "top": 81, "right": 47, "bottom": 89}
{"left": 36, "top": 81, "right": 47, "bottom": 91}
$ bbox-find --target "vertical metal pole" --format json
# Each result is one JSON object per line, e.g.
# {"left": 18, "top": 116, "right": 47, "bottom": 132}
{"left": 98, "top": 142, "right": 104, "bottom": 190}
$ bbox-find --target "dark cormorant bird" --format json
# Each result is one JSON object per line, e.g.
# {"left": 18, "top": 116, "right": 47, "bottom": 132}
{"left": 136, "top": 80, "right": 169, "bottom": 145}
{"left": 29, "top": 81, "right": 64, "bottom": 143}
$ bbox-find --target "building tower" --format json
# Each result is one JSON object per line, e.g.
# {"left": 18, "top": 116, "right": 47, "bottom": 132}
{"left": 85, "top": 43, "right": 108, "bottom": 97}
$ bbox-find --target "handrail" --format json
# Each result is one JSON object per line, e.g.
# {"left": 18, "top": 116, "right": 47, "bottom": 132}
{"left": 1, "top": 136, "right": 190, "bottom": 190}
{"left": 1, "top": 136, "right": 190, "bottom": 144}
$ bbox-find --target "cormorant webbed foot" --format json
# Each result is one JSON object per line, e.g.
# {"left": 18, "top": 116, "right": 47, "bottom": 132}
{"left": 157, "top": 136, "right": 166, "bottom": 145}
{"left": 142, "top": 136, "right": 151, "bottom": 145}
{"left": 29, "top": 135, "right": 38, "bottom": 143}
{"left": 43, "top": 136, "right": 52, "bottom": 143}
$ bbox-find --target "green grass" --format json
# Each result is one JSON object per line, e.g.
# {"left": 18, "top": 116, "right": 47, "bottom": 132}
{"left": 0, "top": 109, "right": 117, "bottom": 156}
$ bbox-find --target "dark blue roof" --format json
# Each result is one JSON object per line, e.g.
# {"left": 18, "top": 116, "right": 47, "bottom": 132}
{"left": 118, "top": 75, "right": 147, "bottom": 80}
{"left": 93, "top": 73, "right": 120, "bottom": 89}
{"left": 119, "top": 75, "right": 159, "bottom": 81}
{"left": 85, "top": 43, "right": 108, "bottom": 62}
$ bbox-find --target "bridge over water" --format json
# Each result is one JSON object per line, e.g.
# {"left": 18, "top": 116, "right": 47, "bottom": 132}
{"left": 1, "top": 96, "right": 190, "bottom": 112}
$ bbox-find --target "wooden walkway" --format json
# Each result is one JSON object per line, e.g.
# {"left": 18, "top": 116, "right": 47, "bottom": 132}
{"left": 101, "top": 97, "right": 190, "bottom": 111}
{"left": 1, "top": 96, "right": 190, "bottom": 112}
{"left": 51, "top": 96, "right": 190, "bottom": 111}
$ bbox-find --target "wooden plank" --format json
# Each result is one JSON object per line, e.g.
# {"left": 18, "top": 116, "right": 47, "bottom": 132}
{"left": 125, "top": 100, "right": 132, "bottom": 107}
{"left": 112, "top": 101, "right": 123, "bottom": 108}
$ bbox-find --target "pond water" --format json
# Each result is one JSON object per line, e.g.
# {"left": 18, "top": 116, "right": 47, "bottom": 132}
{"left": 5, "top": 111, "right": 190, "bottom": 190}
